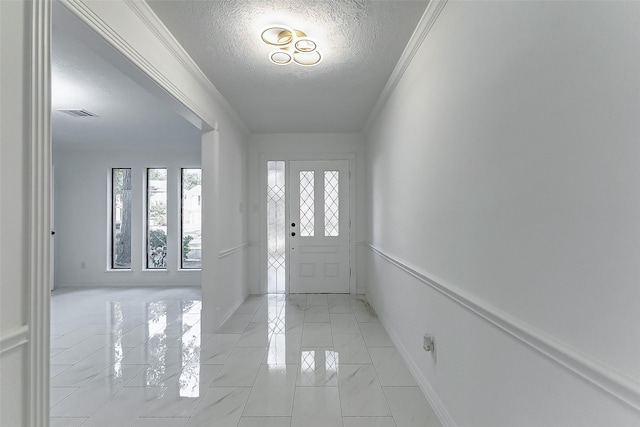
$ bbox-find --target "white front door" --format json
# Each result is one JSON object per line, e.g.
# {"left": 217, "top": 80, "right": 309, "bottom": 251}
{"left": 289, "top": 160, "right": 350, "bottom": 293}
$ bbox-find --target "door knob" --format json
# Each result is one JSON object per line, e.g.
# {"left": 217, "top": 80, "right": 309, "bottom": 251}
{"left": 291, "top": 222, "right": 296, "bottom": 227}
{"left": 291, "top": 232, "right": 296, "bottom": 237}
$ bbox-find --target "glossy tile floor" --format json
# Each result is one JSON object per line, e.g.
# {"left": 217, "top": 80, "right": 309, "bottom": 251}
{"left": 50, "top": 287, "right": 442, "bottom": 427}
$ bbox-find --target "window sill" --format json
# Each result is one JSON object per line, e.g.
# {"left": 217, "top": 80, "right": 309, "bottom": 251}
{"left": 141, "top": 269, "right": 170, "bottom": 273}
{"left": 177, "top": 269, "right": 201, "bottom": 272}
{"left": 105, "top": 269, "right": 133, "bottom": 273}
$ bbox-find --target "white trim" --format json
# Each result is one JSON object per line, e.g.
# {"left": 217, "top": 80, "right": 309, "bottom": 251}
{"left": 368, "top": 244, "right": 640, "bottom": 413}
{"left": 0, "top": 326, "right": 30, "bottom": 355}
{"left": 122, "top": 0, "right": 246, "bottom": 134}
{"left": 363, "top": 0, "right": 448, "bottom": 133}
{"left": 29, "top": 1, "right": 51, "bottom": 426}
{"left": 219, "top": 242, "right": 249, "bottom": 259}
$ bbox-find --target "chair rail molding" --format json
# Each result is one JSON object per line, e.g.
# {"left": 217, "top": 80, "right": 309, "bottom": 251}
{"left": 219, "top": 242, "right": 249, "bottom": 259}
{"left": 0, "top": 326, "right": 29, "bottom": 355}
{"left": 368, "top": 244, "right": 640, "bottom": 414}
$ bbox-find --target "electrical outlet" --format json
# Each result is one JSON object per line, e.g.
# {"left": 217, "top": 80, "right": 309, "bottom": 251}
{"left": 423, "top": 334, "right": 435, "bottom": 352}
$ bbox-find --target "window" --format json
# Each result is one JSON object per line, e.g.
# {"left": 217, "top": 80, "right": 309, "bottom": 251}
{"left": 147, "top": 168, "right": 167, "bottom": 269}
{"left": 299, "top": 170, "right": 315, "bottom": 237}
{"left": 181, "top": 168, "right": 202, "bottom": 269}
{"left": 324, "top": 170, "right": 339, "bottom": 237}
{"left": 112, "top": 168, "right": 132, "bottom": 269}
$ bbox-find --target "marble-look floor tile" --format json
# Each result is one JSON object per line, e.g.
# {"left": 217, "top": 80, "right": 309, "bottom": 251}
{"left": 126, "top": 358, "right": 184, "bottom": 388}
{"left": 133, "top": 419, "right": 188, "bottom": 427}
{"left": 50, "top": 418, "right": 87, "bottom": 427}
{"left": 328, "top": 301, "right": 353, "bottom": 314}
{"left": 304, "top": 305, "right": 331, "bottom": 323}
{"left": 352, "top": 307, "right": 380, "bottom": 323}
{"left": 243, "top": 365, "right": 297, "bottom": 416}
{"left": 185, "top": 387, "right": 251, "bottom": 427}
{"left": 237, "top": 322, "right": 271, "bottom": 347}
{"left": 50, "top": 327, "right": 101, "bottom": 349}
{"left": 264, "top": 333, "right": 302, "bottom": 366}
{"left": 51, "top": 289, "right": 431, "bottom": 427}
{"left": 218, "top": 313, "right": 253, "bottom": 333}
{"left": 49, "top": 364, "right": 71, "bottom": 379}
{"left": 235, "top": 297, "right": 266, "bottom": 314}
{"left": 383, "top": 387, "right": 442, "bottom": 427}
{"left": 330, "top": 313, "right": 361, "bottom": 334}
{"left": 211, "top": 347, "right": 265, "bottom": 386}
{"left": 291, "top": 387, "right": 343, "bottom": 427}
{"left": 369, "top": 347, "right": 417, "bottom": 386}
{"left": 296, "top": 348, "right": 339, "bottom": 386}
{"left": 343, "top": 417, "right": 397, "bottom": 427}
{"left": 238, "top": 416, "right": 292, "bottom": 427}
{"left": 342, "top": 417, "right": 396, "bottom": 427}
{"left": 50, "top": 348, "right": 67, "bottom": 357}
{"left": 51, "top": 365, "right": 146, "bottom": 417}
{"left": 281, "top": 314, "right": 305, "bottom": 334}
{"left": 328, "top": 295, "right": 350, "bottom": 305}
{"left": 359, "top": 323, "right": 394, "bottom": 347}
{"left": 301, "top": 322, "right": 333, "bottom": 347}
{"left": 199, "top": 333, "right": 241, "bottom": 364}
{"left": 142, "top": 365, "right": 221, "bottom": 418}
{"left": 79, "top": 387, "right": 156, "bottom": 427}
{"left": 50, "top": 356, "right": 108, "bottom": 388}
{"left": 332, "top": 333, "right": 371, "bottom": 364}
{"left": 306, "top": 294, "right": 329, "bottom": 306}
{"left": 338, "top": 364, "right": 391, "bottom": 416}
{"left": 50, "top": 387, "right": 77, "bottom": 408}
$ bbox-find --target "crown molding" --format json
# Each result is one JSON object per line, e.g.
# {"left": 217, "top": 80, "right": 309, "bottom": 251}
{"left": 122, "top": 0, "right": 248, "bottom": 135}
{"left": 363, "top": 0, "right": 448, "bottom": 134}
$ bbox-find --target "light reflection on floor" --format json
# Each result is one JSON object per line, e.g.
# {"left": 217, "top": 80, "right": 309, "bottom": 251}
{"left": 50, "top": 287, "right": 442, "bottom": 427}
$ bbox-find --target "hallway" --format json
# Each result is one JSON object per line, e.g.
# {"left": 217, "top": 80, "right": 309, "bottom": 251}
{"left": 50, "top": 288, "right": 441, "bottom": 427}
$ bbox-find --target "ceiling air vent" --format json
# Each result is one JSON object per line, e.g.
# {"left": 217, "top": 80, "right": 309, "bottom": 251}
{"left": 58, "top": 109, "right": 98, "bottom": 118}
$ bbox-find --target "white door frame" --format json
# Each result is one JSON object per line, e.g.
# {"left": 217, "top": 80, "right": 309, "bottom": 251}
{"left": 259, "top": 153, "right": 357, "bottom": 295}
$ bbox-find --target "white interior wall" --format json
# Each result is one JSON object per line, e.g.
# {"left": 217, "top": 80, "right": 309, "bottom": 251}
{"left": 55, "top": 0, "right": 251, "bottom": 334}
{"left": 53, "top": 144, "right": 201, "bottom": 287}
{"left": 0, "top": 1, "right": 30, "bottom": 425}
{"left": 205, "top": 125, "right": 250, "bottom": 328}
{"left": 247, "top": 133, "right": 367, "bottom": 295}
{"left": 365, "top": 1, "right": 640, "bottom": 426}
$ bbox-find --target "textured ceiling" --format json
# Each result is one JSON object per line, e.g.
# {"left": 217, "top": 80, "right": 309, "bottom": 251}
{"left": 52, "top": 16, "right": 201, "bottom": 150}
{"left": 147, "top": 0, "right": 429, "bottom": 133}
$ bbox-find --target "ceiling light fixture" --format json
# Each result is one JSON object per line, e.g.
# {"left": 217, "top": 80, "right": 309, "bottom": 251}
{"left": 261, "top": 26, "right": 322, "bottom": 67}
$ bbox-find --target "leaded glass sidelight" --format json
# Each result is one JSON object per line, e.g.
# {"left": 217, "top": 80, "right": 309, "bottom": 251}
{"left": 267, "top": 161, "right": 286, "bottom": 293}
{"left": 324, "top": 170, "right": 339, "bottom": 237}
{"left": 299, "top": 171, "right": 315, "bottom": 237}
